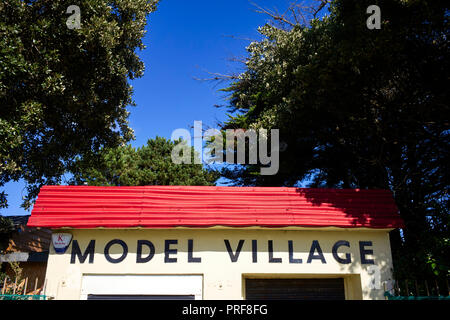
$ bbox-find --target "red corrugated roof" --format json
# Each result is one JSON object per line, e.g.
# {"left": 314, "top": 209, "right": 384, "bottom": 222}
{"left": 27, "top": 186, "right": 404, "bottom": 229}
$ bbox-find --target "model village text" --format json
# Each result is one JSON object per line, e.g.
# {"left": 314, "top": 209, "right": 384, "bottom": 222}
{"left": 67, "top": 238, "right": 376, "bottom": 265}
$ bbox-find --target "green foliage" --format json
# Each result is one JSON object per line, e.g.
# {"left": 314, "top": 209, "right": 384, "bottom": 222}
{"left": 0, "top": 262, "right": 24, "bottom": 295}
{"left": 218, "top": 0, "right": 449, "bottom": 278}
{"left": 0, "top": 0, "right": 159, "bottom": 209}
{"left": 0, "top": 216, "right": 13, "bottom": 233}
{"left": 0, "top": 216, "right": 14, "bottom": 253}
{"left": 71, "top": 137, "right": 219, "bottom": 186}
{"left": 0, "top": 271, "right": 9, "bottom": 284}
{"left": 8, "top": 261, "right": 22, "bottom": 282}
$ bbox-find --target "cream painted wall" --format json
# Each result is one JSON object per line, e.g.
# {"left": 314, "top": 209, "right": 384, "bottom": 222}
{"left": 43, "top": 228, "right": 394, "bottom": 300}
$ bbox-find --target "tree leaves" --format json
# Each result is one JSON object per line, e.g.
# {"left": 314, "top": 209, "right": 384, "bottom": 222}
{"left": 71, "top": 137, "right": 219, "bottom": 187}
{"left": 0, "top": 0, "right": 159, "bottom": 208}
{"left": 217, "top": 0, "right": 449, "bottom": 278}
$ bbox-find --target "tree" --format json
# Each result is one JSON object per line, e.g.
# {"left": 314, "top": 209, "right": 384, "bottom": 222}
{"left": 0, "top": 0, "right": 159, "bottom": 209}
{"left": 0, "top": 216, "right": 14, "bottom": 253}
{"left": 216, "top": 0, "right": 449, "bottom": 278}
{"left": 71, "top": 137, "right": 219, "bottom": 186}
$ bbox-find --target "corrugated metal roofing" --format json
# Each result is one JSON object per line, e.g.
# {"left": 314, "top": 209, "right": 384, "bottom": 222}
{"left": 27, "top": 186, "right": 404, "bottom": 229}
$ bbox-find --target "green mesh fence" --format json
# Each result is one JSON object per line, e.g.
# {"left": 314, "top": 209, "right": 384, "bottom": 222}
{"left": 384, "top": 292, "right": 450, "bottom": 300}
{"left": 0, "top": 294, "right": 47, "bottom": 300}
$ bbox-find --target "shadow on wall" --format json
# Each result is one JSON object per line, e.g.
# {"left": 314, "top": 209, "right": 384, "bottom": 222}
{"left": 66, "top": 228, "right": 395, "bottom": 300}
{"left": 292, "top": 189, "right": 399, "bottom": 300}
{"left": 336, "top": 249, "right": 394, "bottom": 300}
{"left": 295, "top": 188, "right": 400, "bottom": 227}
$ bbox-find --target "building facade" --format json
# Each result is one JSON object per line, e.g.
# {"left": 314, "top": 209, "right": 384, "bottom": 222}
{"left": 0, "top": 215, "right": 51, "bottom": 294}
{"left": 28, "top": 186, "right": 403, "bottom": 300}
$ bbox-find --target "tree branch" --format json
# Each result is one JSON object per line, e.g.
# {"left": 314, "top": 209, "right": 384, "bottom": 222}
{"left": 250, "top": 1, "right": 296, "bottom": 27}
{"left": 312, "top": 0, "right": 329, "bottom": 18}
{"left": 193, "top": 71, "right": 239, "bottom": 82}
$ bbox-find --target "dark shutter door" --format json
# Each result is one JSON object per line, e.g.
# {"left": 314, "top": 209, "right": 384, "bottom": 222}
{"left": 245, "top": 278, "right": 345, "bottom": 300}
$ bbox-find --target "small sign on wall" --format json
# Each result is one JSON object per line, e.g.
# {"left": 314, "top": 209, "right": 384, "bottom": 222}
{"left": 52, "top": 233, "right": 73, "bottom": 254}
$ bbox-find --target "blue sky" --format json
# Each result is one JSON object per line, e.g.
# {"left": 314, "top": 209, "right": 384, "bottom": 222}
{"left": 128, "top": 0, "right": 296, "bottom": 147}
{"left": 1, "top": 0, "right": 304, "bottom": 216}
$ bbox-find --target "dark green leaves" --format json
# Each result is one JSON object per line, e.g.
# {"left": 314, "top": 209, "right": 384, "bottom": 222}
{"left": 71, "top": 137, "right": 219, "bottom": 187}
{"left": 0, "top": 0, "right": 159, "bottom": 208}
{"left": 217, "top": 0, "right": 449, "bottom": 278}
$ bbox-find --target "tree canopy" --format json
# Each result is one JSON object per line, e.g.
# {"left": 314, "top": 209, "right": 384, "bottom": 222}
{"left": 0, "top": 216, "right": 14, "bottom": 253}
{"left": 0, "top": 0, "right": 158, "bottom": 209}
{"left": 71, "top": 137, "right": 219, "bottom": 187}
{"left": 217, "top": 0, "right": 449, "bottom": 278}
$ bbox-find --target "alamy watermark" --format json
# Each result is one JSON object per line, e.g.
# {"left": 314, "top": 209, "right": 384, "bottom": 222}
{"left": 66, "top": 5, "right": 81, "bottom": 30}
{"left": 367, "top": 265, "right": 381, "bottom": 289}
{"left": 171, "top": 121, "right": 280, "bottom": 175}
{"left": 366, "top": 5, "right": 381, "bottom": 30}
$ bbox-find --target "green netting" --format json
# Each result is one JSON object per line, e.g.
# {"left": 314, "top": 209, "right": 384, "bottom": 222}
{"left": 384, "top": 292, "right": 450, "bottom": 300}
{"left": 0, "top": 294, "right": 47, "bottom": 300}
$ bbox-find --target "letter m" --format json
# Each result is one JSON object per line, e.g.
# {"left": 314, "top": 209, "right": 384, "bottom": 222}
{"left": 225, "top": 129, "right": 257, "bottom": 164}
{"left": 71, "top": 240, "right": 95, "bottom": 264}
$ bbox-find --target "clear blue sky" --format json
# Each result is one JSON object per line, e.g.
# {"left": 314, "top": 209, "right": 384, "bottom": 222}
{"left": 1, "top": 0, "right": 302, "bottom": 216}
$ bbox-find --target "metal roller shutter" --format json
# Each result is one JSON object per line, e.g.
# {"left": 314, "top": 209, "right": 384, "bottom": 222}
{"left": 245, "top": 278, "right": 345, "bottom": 300}
{"left": 80, "top": 275, "right": 203, "bottom": 300}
